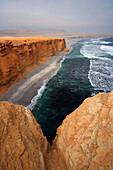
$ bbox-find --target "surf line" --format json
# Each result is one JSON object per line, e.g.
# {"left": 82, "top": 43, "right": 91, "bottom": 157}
{"left": 27, "top": 41, "right": 75, "bottom": 111}
{"left": 27, "top": 53, "right": 67, "bottom": 111}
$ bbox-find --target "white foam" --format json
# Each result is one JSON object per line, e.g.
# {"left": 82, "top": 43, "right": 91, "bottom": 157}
{"left": 10, "top": 62, "right": 58, "bottom": 101}
{"left": 60, "top": 55, "right": 66, "bottom": 66}
{"left": 91, "top": 39, "right": 111, "bottom": 45}
{"left": 27, "top": 54, "right": 66, "bottom": 111}
{"left": 27, "top": 39, "right": 76, "bottom": 111}
{"left": 80, "top": 43, "right": 112, "bottom": 61}
{"left": 88, "top": 59, "right": 113, "bottom": 91}
{"left": 80, "top": 44, "right": 105, "bottom": 59}
{"left": 81, "top": 38, "right": 113, "bottom": 91}
{"left": 99, "top": 41, "right": 111, "bottom": 44}
{"left": 101, "top": 45, "right": 113, "bottom": 56}
{"left": 27, "top": 79, "right": 49, "bottom": 110}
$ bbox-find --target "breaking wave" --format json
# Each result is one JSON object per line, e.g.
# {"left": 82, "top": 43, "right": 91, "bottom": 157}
{"left": 80, "top": 38, "right": 113, "bottom": 92}
{"left": 27, "top": 55, "right": 66, "bottom": 111}
{"left": 101, "top": 45, "right": 113, "bottom": 56}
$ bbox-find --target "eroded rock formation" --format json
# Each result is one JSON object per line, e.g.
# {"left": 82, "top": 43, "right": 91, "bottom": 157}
{"left": 54, "top": 90, "right": 113, "bottom": 169}
{"left": 0, "top": 37, "right": 66, "bottom": 95}
{"left": 0, "top": 91, "right": 113, "bottom": 169}
{"left": 63, "top": 48, "right": 69, "bottom": 52}
{"left": 0, "top": 102, "right": 48, "bottom": 169}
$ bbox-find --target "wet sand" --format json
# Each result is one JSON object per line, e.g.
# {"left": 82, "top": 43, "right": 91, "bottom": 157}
{"left": 0, "top": 38, "right": 80, "bottom": 106}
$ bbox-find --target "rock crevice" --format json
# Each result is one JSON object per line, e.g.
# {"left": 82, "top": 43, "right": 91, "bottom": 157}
{"left": 0, "top": 91, "right": 113, "bottom": 169}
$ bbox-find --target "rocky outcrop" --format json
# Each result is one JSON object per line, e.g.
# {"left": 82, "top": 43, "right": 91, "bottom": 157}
{"left": 0, "top": 91, "right": 113, "bottom": 169}
{"left": 0, "top": 101, "right": 48, "bottom": 170}
{"left": 63, "top": 48, "right": 69, "bottom": 52}
{"left": 0, "top": 37, "right": 66, "bottom": 95}
{"left": 54, "top": 90, "right": 113, "bottom": 169}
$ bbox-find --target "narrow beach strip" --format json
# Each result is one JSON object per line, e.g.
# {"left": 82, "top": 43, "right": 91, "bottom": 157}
{"left": 0, "top": 38, "right": 79, "bottom": 106}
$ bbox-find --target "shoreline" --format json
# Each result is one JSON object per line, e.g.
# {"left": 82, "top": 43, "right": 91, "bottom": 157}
{"left": 0, "top": 37, "right": 80, "bottom": 106}
{"left": 0, "top": 51, "right": 65, "bottom": 106}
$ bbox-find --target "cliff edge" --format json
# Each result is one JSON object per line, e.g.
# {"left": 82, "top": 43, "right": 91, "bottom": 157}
{"left": 53, "top": 90, "right": 113, "bottom": 169}
{"left": 0, "top": 91, "right": 113, "bottom": 169}
{"left": 0, "top": 102, "right": 48, "bottom": 169}
{"left": 0, "top": 37, "right": 66, "bottom": 95}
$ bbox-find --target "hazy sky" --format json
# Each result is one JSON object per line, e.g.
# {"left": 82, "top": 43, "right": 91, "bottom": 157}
{"left": 0, "top": 0, "right": 113, "bottom": 34}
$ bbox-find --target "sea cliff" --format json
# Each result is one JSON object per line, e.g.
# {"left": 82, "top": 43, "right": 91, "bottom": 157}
{"left": 0, "top": 91, "right": 113, "bottom": 169}
{"left": 0, "top": 37, "right": 66, "bottom": 95}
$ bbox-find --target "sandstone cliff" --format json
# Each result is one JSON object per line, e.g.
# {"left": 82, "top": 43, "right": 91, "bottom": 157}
{"left": 0, "top": 102, "right": 48, "bottom": 170}
{"left": 54, "top": 90, "right": 113, "bottom": 169}
{"left": 0, "top": 91, "right": 113, "bottom": 169}
{"left": 0, "top": 37, "right": 66, "bottom": 95}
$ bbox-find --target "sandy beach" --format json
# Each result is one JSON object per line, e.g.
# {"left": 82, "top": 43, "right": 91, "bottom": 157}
{"left": 0, "top": 37, "right": 80, "bottom": 107}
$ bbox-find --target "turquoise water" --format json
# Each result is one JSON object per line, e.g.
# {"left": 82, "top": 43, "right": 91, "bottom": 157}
{"left": 32, "top": 37, "right": 113, "bottom": 144}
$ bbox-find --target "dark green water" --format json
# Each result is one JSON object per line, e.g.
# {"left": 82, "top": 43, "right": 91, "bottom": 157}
{"left": 31, "top": 37, "right": 113, "bottom": 144}
{"left": 32, "top": 40, "right": 93, "bottom": 143}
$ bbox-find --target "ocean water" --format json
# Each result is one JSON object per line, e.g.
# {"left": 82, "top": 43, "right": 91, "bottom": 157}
{"left": 31, "top": 37, "right": 113, "bottom": 144}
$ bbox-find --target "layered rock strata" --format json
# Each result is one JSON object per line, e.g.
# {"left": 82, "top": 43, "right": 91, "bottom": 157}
{"left": 0, "top": 91, "right": 113, "bottom": 169}
{"left": 0, "top": 37, "right": 66, "bottom": 95}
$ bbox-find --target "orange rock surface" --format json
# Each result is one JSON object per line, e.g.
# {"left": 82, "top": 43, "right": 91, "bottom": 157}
{"left": 0, "top": 37, "right": 66, "bottom": 95}
{"left": 0, "top": 101, "right": 48, "bottom": 170}
{"left": 63, "top": 48, "right": 69, "bottom": 52}
{"left": 0, "top": 91, "right": 113, "bottom": 169}
{"left": 54, "top": 90, "right": 113, "bottom": 169}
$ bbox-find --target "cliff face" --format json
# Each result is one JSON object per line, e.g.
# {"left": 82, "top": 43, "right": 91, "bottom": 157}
{"left": 0, "top": 37, "right": 66, "bottom": 95}
{"left": 0, "top": 91, "right": 113, "bottom": 169}
{"left": 0, "top": 102, "right": 48, "bottom": 170}
{"left": 54, "top": 90, "right": 113, "bottom": 169}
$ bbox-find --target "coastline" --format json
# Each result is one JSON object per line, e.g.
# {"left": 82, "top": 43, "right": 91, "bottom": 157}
{"left": 0, "top": 37, "right": 80, "bottom": 106}
{"left": 0, "top": 51, "right": 65, "bottom": 106}
{"left": 27, "top": 37, "right": 81, "bottom": 110}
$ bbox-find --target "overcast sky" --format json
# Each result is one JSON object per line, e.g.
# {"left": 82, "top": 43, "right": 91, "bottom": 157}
{"left": 0, "top": 0, "right": 113, "bottom": 34}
